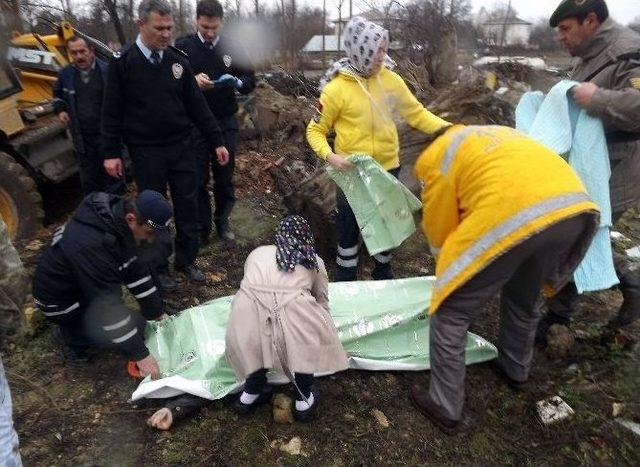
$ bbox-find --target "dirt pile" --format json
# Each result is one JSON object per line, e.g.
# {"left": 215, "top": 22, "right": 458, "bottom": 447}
{"left": 428, "top": 81, "right": 515, "bottom": 126}
{"left": 239, "top": 81, "right": 315, "bottom": 143}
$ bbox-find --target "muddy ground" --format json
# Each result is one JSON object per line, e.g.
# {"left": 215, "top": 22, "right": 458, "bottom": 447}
{"left": 6, "top": 142, "right": 640, "bottom": 465}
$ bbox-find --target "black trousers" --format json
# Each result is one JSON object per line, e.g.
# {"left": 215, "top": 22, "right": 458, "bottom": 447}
{"left": 194, "top": 116, "right": 238, "bottom": 238}
{"left": 77, "top": 132, "right": 125, "bottom": 196}
{"left": 128, "top": 137, "right": 199, "bottom": 269}
{"left": 53, "top": 299, "right": 148, "bottom": 360}
{"left": 547, "top": 209, "right": 632, "bottom": 319}
{"left": 335, "top": 166, "right": 400, "bottom": 281}
{"left": 244, "top": 368, "right": 314, "bottom": 400}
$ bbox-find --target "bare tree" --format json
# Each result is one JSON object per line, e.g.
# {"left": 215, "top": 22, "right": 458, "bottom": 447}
{"left": 1, "top": 0, "right": 24, "bottom": 32}
{"left": 103, "top": 0, "right": 127, "bottom": 44}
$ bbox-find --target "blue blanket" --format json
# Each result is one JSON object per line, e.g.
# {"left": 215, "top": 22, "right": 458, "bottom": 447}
{"left": 516, "top": 80, "right": 618, "bottom": 293}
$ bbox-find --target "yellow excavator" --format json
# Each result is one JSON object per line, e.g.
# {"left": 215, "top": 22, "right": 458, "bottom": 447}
{"left": 0, "top": 20, "right": 113, "bottom": 240}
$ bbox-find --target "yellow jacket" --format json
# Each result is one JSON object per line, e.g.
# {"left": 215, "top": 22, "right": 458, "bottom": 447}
{"left": 414, "top": 125, "right": 599, "bottom": 314}
{"left": 306, "top": 68, "right": 449, "bottom": 170}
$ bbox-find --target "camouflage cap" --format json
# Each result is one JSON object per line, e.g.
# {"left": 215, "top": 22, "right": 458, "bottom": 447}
{"left": 549, "top": 0, "right": 605, "bottom": 27}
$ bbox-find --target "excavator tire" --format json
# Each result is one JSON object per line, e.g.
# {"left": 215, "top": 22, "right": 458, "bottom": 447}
{"left": 0, "top": 151, "right": 44, "bottom": 240}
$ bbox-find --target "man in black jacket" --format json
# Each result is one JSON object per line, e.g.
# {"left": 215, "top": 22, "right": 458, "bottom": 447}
{"left": 102, "top": 0, "right": 229, "bottom": 285}
{"left": 33, "top": 190, "right": 172, "bottom": 378}
{"left": 175, "top": 0, "right": 256, "bottom": 242}
{"left": 53, "top": 36, "right": 122, "bottom": 195}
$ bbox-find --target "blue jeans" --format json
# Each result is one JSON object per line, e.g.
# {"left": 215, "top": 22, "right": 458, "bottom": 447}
{"left": 0, "top": 358, "right": 22, "bottom": 466}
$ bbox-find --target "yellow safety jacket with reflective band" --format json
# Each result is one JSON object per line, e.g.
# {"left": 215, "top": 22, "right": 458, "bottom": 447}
{"left": 415, "top": 125, "right": 599, "bottom": 314}
{"left": 306, "top": 68, "right": 449, "bottom": 170}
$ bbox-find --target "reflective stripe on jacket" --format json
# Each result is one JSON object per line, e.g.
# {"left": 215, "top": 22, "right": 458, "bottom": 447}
{"left": 415, "top": 125, "right": 600, "bottom": 314}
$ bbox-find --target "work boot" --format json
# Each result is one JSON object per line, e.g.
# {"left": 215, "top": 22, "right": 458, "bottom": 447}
{"left": 157, "top": 272, "right": 177, "bottom": 290}
{"left": 609, "top": 271, "right": 640, "bottom": 328}
{"left": 216, "top": 221, "right": 235, "bottom": 242}
{"left": 52, "top": 328, "right": 91, "bottom": 366}
{"left": 372, "top": 253, "right": 394, "bottom": 280}
{"left": 177, "top": 264, "right": 206, "bottom": 283}
{"left": 409, "top": 384, "right": 460, "bottom": 435}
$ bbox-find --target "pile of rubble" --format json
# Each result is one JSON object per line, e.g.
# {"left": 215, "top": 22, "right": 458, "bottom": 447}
{"left": 233, "top": 60, "right": 561, "bottom": 254}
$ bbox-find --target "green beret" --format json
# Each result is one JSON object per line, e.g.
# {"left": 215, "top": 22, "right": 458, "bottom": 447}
{"left": 549, "top": 0, "right": 603, "bottom": 27}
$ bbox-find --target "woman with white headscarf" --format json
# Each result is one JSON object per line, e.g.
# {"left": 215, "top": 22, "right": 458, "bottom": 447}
{"left": 307, "top": 16, "right": 451, "bottom": 282}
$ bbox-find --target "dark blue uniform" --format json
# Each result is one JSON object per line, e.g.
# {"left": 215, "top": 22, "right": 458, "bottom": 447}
{"left": 175, "top": 34, "right": 256, "bottom": 239}
{"left": 33, "top": 193, "right": 162, "bottom": 360}
{"left": 101, "top": 43, "right": 224, "bottom": 270}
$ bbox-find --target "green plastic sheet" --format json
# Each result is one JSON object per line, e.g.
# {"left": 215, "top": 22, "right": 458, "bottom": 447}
{"left": 327, "top": 155, "right": 422, "bottom": 256}
{"left": 132, "top": 277, "right": 497, "bottom": 401}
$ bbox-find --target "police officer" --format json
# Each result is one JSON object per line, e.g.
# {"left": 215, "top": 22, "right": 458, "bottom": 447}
{"left": 175, "top": 0, "right": 256, "bottom": 242}
{"left": 33, "top": 190, "right": 171, "bottom": 378}
{"left": 538, "top": 0, "right": 640, "bottom": 338}
{"left": 53, "top": 36, "right": 123, "bottom": 195}
{"left": 102, "top": 0, "right": 229, "bottom": 285}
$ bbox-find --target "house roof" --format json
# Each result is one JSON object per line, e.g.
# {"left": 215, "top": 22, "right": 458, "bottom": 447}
{"left": 301, "top": 35, "right": 403, "bottom": 53}
{"left": 331, "top": 9, "right": 404, "bottom": 24}
{"left": 482, "top": 17, "right": 532, "bottom": 26}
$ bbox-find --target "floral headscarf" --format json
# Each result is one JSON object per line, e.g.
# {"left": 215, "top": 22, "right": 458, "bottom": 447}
{"left": 319, "top": 16, "right": 396, "bottom": 91}
{"left": 275, "top": 215, "right": 319, "bottom": 273}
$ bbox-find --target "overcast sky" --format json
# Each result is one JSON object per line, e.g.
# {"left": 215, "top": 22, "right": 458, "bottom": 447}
{"left": 468, "top": 0, "right": 639, "bottom": 25}
{"left": 304, "top": 0, "right": 639, "bottom": 25}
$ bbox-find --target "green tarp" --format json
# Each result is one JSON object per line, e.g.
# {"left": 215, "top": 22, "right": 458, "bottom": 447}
{"left": 327, "top": 155, "right": 422, "bottom": 256}
{"left": 132, "top": 277, "right": 497, "bottom": 401}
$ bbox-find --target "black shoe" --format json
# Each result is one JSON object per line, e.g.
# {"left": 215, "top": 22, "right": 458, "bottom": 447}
{"left": 217, "top": 226, "right": 235, "bottom": 242}
{"left": 372, "top": 267, "right": 394, "bottom": 281}
{"left": 232, "top": 386, "right": 273, "bottom": 415}
{"left": 610, "top": 272, "right": 640, "bottom": 328}
{"left": 409, "top": 384, "right": 460, "bottom": 435}
{"left": 293, "top": 390, "right": 319, "bottom": 422}
{"left": 177, "top": 264, "right": 206, "bottom": 283}
{"left": 52, "top": 328, "right": 91, "bottom": 367}
{"left": 199, "top": 232, "right": 211, "bottom": 247}
{"left": 157, "top": 272, "right": 177, "bottom": 290}
{"left": 489, "top": 360, "right": 526, "bottom": 391}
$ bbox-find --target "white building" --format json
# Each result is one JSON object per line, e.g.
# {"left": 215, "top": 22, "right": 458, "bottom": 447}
{"left": 481, "top": 17, "right": 533, "bottom": 47}
{"left": 475, "top": 7, "right": 533, "bottom": 47}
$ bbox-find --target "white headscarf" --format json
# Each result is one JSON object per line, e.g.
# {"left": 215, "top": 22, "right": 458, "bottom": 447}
{"left": 319, "top": 16, "right": 396, "bottom": 91}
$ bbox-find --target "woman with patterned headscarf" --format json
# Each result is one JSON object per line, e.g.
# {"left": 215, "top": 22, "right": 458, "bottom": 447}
{"left": 225, "top": 215, "right": 347, "bottom": 421}
{"left": 307, "top": 16, "right": 451, "bottom": 282}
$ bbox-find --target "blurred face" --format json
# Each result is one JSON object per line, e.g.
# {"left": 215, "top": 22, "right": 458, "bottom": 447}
{"left": 126, "top": 213, "right": 157, "bottom": 245}
{"left": 370, "top": 39, "right": 388, "bottom": 76}
{"left": 197, "top": 15, "right": 222, "bottom": 42}
{"left": 138, "top": 11, "right": 174, "bottom": 50}
{"left": 556, "top": 14, "right": 599, "bottom": 56}
{"left": 68, "top": 39, "right": 95, "bottom": 70}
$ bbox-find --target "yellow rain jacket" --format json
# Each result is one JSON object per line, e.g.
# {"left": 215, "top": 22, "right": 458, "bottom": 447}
{"left": 415, "top": 125, "right": 599, "bottom": 314}
{"left": 306, "top": 68, "right": 449, "bottom": 170}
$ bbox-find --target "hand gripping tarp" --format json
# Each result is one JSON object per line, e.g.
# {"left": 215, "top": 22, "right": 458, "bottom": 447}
{"left": 132, "top": 277, "right": 498, "bottom": 401}
{"left": 327, "top": 155, "right": 422, "bottom": 256}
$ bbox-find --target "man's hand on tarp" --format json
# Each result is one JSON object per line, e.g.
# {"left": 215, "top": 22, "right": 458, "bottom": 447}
{"left": 327, "top": 153, "right": 354, "bottom": 171}
{"left": 137, "top": 354, "right": 161, "bottom": 379}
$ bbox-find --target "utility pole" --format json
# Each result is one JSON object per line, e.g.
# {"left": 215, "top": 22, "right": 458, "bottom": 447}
{"left": 322, "top": 0, "right": 326, "bottom": 67}
{"left": 499, "top": 0, "right": 512, "bottom": 51}
{"left": 337, "top": 0, "right": 343, "bottom": 53}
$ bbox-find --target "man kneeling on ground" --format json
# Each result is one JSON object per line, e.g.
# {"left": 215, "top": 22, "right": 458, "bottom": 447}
{"left": 33, "top": 190, "right": 172, "bottom": 378}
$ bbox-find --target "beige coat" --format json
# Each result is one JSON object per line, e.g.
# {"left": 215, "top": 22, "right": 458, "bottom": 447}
{"left": 225, "top": 245, "right": 348, "bottom": 380}
{"left": 572, "top": 19, "right": 640, "bottom": 214}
